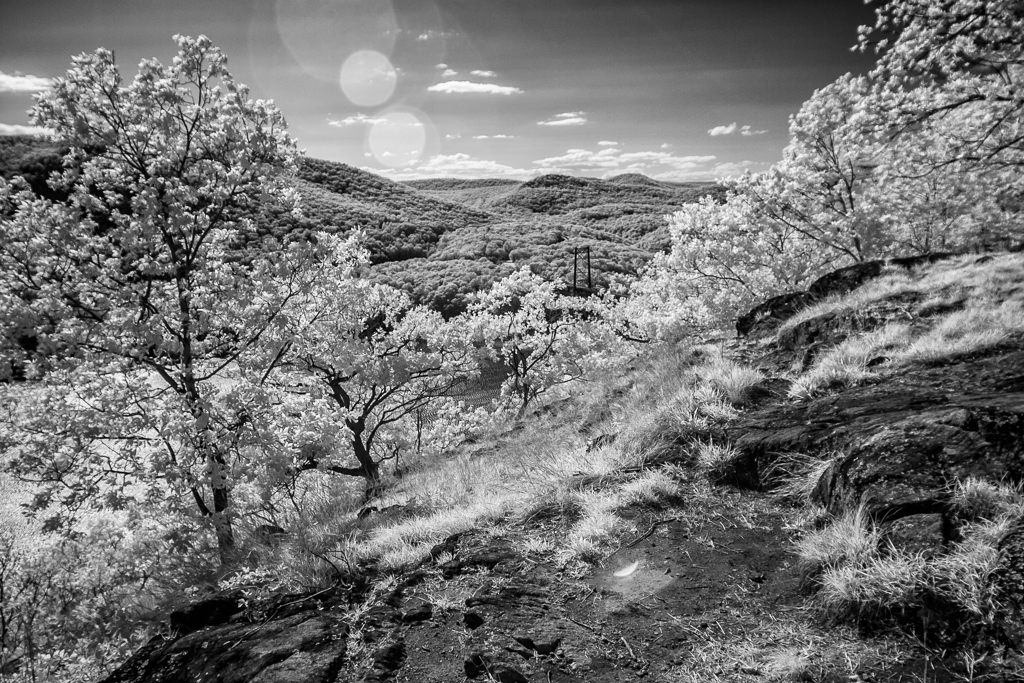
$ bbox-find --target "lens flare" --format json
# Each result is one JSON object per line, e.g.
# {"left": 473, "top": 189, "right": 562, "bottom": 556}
{"left": 340, "top": 50, "right": 397, "bottom": 107}
{"left": 368, "top": 111, "right": 426, "bottom": 167}
{"left": 274, "top": 0, "right": 397, "bottom": 84}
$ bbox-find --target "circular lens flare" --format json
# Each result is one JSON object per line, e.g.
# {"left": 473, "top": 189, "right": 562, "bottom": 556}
{"left": 368, "top": 112, "right": 426, "bottom": 168}
{"left": 340, "top": 50, "right": 397, "bottom": 107}
{"left": 274, "top": 0, "right": 397, "bottom": 83}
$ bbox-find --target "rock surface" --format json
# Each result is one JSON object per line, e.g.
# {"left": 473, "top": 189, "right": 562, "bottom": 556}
{"left": 101, "top": 255, "right": 1024, "bottom": 683}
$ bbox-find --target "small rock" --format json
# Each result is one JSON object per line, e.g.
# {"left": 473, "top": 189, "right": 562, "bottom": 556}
{"left": 464, "top": 652, "right": 489, "bottom": 678}
{"left": 371, "top": 642, "right": 405, "bottom": 672}
{"left": 401, "top": 603, "right": 433, "bottom": 623}
{"left": 512, "top": 634, "right": 561, "bottom": 656}
{"left": 464, "top": 611, "right": 485, "bottom": 629}
{"left": 491, "top": 665, "right": 529, "bottom": 683}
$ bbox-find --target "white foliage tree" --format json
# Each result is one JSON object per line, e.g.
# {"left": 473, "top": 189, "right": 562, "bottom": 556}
{"left": 0, "top": 35, "right": 315, "bottom": 565}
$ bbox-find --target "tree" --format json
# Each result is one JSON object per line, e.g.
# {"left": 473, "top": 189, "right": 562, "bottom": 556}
{"left": 471, "top": 269, "right": 616, "bottom": 416}
{"left": 257, "top": 250, "right": 479, "bottom": 498}
{"left": 858, "top": 0, "right": 1024, "bottom": 173}
{"left": 0, "top": 35, "right": 310, "bottom": 565}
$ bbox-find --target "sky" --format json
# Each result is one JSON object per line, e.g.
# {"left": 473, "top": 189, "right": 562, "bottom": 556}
{"left": 0, "top": 0, "right": 878, "bottom": 182}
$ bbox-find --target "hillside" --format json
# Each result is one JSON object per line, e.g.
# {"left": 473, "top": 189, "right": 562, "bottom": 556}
{"left": 98, "top": 252, "right": 1024, "bottom": 683}
{"left": 0, "top": 137, "right": 721, "bottom": 317}
{"left": 290, "top": 165, "right": 723, "bottom": 315}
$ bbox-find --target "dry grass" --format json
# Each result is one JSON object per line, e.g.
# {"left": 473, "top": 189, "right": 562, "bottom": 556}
{"left": 763, "top": 451, "right": 837, "bottom": 502}
{"left": 268, "top": 344, "right": 725, "bottom": 573}
{"left": 661, "top": 605, "right": 926, "bottom": 683}
{"left": 816, "top": 547, "right": 928, "bottom": 618}
{"left": 896, "top": 300, "right": 1024, "bottom": 363}
{"left": 697, "top": 357, "right": 765, "bottom": 406}
{"left": 799, "top": 479, "right": 1024, "bottom": 639}
{"left": 788, "top": 323, "right": 912, "bottom": 398}
{"left": 785, "top": 252, "right": 1024, "bottom": 399}
{"left": 796, "top": 506, "right": 880, "bottom": 572}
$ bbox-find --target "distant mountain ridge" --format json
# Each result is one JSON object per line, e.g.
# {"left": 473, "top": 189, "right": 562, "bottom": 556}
{"left": 0, "top": 137, "right": 724, "bottom": 316}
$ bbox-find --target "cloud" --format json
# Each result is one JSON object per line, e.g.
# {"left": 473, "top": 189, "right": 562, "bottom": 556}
{"left": 441, "top": 68, "right": 458, "bottom": 77}
{"left": 708, "top": 122, "right": 768, "bottom": 137}
{"left": 709, "top": 160, "right": 771, "bottom": 178}
{"left": 470, "top": 69, "right": 497, "bottom": 78}
{"left": 472, "top": 134, "right": 516, "bottom": 140}
{"left": 415, "top": 30, "right": 455, "bottom": 42}
{"left": 708, "top": 122, "right": 738, "bottom": 136}
{"left": 376, "top": 153, "right": 534, "bottom": 180}
{"left": 537, "top": 111, "right": 588, "bottom": 127}
{"left": 660, "top": 142, "right": 673, "bottom": 149}
{"left": 0, "top": 122, "right": 51, "bottom": 136}
{"left": 435, "top": 63, "right": 448, "bottom": 69}
{"left": 532, "top": 145, "right": 717, "bottom": 181}
{"left": 0, "top": 71, "right": 52, "bottom": 93}
{"left": 376, "top": 145, "right": 729, "bottom": 182}
{"left": 428, "top": 80, "right": 523, "bottom": 95}
{"left": 444, "top": 132, "right": 462, "bottom": 140}
{"left": 327, "top": 113, "right": 387, "bottom": 128}
{"left": 597, "top": 140, "right": 619, "bottom": 147}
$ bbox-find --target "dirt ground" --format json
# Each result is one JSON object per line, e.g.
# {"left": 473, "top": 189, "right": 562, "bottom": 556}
{"left": 345, "top": 479, "right": 962, "bottom": 683}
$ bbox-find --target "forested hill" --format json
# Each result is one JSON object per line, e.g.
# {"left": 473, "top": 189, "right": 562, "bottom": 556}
{"left": 0, "top": 137, "right": 723, "bottom": 316}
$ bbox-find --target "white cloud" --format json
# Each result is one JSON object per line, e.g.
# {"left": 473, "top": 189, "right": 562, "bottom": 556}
{"left": 327, "top": 113, "right": 387, "bottom": 128}
{"left": 708, "top": 122, "right": 738, "bottom": 136}
{"left": 660, "top": 142, "right": 673, "bottom": 149}
{"left": 470, "top": 69, "right": 497, "bottom": 78}
{"left": 472, "top": 134, "right": 516, "bottom": 140}
{"left": 597, "top": 140, "right": 619, "bottom": 147}
{"left": 0, "top": 71, "right": 52, "bottom": 93}
{"left": 708, "top": 122, "right": 768, "bottom": 137}
{"left": 537, "top": 111, "right": 588, "bottom": 127}
{"left": 0, "top": 122, "right": 51, "bottom": 136}
{"left": 442, "top": 68, "right": 458, "bottom": 77}
{"left": 435, "top": 63, "right": 448, "bottom": 69}
{"left": 377, "top": 153, "right": 534, "bottom": 180}
{"left": 532, "top": 145, "right": 717, "bottom": 181}
{"left": 444, "top": 132, "right": 463, "bottom": 140}
{"left": 428, "top": 80, "right": 523, "bottom": 95}
{"left": 416, "top": 30, "right": 454, "bottom": 42}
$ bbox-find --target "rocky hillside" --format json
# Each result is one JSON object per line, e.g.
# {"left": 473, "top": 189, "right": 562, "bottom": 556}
{"left": 100, "top": 251, "right": 1024, "bottom": 683}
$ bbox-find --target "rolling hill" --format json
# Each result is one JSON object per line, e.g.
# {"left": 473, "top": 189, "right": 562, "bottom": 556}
{"left": 1, "top": 136, "right": 724, "bottom": 316}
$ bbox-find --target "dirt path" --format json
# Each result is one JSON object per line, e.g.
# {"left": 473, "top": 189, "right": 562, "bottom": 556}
{"left": 358, "top": 482, "right": 946, "bottom": 683}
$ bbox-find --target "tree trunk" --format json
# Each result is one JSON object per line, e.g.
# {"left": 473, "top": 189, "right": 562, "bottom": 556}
{"left": 209, "top": 453, "right": 236, "bottom": 567}
{"left": 349, "top": 419, "right": 382, "bottom": 502}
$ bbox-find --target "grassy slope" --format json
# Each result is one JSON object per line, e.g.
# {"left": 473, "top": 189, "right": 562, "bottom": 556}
{"left": 296, "top": 252, "right": 1022, "bottom": 682}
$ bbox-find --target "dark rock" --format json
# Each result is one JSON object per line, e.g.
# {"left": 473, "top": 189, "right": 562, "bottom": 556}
{"left": 513, "top": 633, "right": 562, "bottom": 655}
{"left": 992, "top": 519, "right": 1024, "bottom": 650}
{"left": 806, "top": 261, "right": 887, "bottom": 299}
{"left": 441, "top": 550, "right": 517, "bottom": 578}
{"left": 776, "top": 291, "right": 920, "bottom": 361}
{"left": 736, "top": 291, "right": 817, "bottom": 338}
{"left": 491, "top": 665, "right": 530, "bottom": 683}
{"left": 371, "top": 641, "right": 405, "bottom": 672}
{"left": 401, "top": 602, "right": 433, "bottom": 623}
{"left": 463, "top": 611, "right": 485, "bottom": 629}
{"left": 729, "top": 350, "right": 1024, "bottom": 520}
{"left": 168, "top": 593, "right": 242, "bottom": 633}
{"left": 464, "top": 651, "right": 489, "bottom": 678}
{"left": 102, "top": 613, "right": 347, "bottom": 683}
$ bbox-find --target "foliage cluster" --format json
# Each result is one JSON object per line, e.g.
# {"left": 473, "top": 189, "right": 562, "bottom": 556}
{"left": 628, "top": 1, "right": 1023, "bottom": 334}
